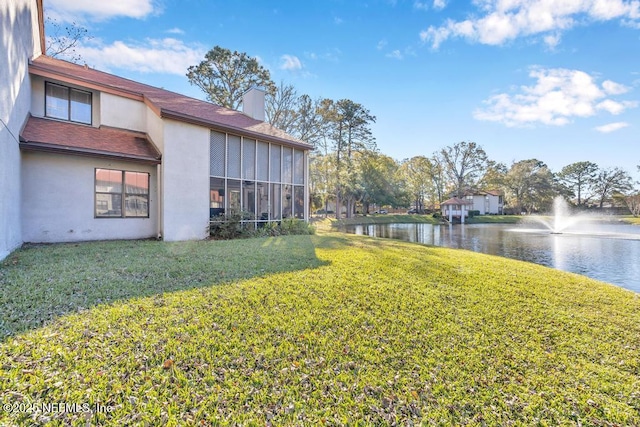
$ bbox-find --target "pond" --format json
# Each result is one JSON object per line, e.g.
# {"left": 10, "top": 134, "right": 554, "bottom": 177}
{"left": 343, "top": 222, "right": 640, "bottom": 293}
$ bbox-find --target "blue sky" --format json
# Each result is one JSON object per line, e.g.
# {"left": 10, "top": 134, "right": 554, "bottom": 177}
{"left": 46, "top": 0, "right": 640, "bottom": 181}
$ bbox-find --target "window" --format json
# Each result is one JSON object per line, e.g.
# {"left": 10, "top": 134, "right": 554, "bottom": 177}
{"left": 95, "top": 169, "right": 149, "bottom": 218}
{"left": 46, "top": 82, "right": 92, "bottom": 124}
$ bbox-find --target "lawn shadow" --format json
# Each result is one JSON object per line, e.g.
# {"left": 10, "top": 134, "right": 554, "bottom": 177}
{"left": 0, "top": 235, "right": 328, "bottom": 340}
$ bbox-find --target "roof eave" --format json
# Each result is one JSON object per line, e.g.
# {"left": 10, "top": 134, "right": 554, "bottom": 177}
{"left": 20, "top": 141, "right": 162, "bottom": 165}
{"left": 160, "top": 109, "right": 314, "bottom": 150}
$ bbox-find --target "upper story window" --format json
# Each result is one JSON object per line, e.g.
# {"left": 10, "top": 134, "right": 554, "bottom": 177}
{"left": 45, "top": 82, "right": 92, "bottom": 125}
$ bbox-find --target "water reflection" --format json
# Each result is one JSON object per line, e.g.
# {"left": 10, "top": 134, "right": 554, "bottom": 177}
{"left": 343, "top": 222, "right": 640, "bottom": 292}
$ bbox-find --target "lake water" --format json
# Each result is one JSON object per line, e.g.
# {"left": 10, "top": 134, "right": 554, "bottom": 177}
{"left": 343, "top": 221, "right": 640, "bottom": 292}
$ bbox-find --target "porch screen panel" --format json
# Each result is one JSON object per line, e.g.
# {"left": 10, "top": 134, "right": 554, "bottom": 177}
{"left": 294, "top": 186, "right": 304, "bottom": 219}
{"left": 243, "top": 138, "right": 256, "bottom": 180}
{"left": 257, "top": 141, "right": 269, "bottom": 181}
{"left": 209, "top": 131, "right": 226, "bottom": 177}
{"left": 294, "top": 149, "right": 304, "bottom": 185}
{"left": 270, "top": 145, "right": 281, "bottom": 182}
{"left": 283, "top": 147, "right": 293, "bottom": 184}
{"left": 228, "top": 135, "right": 241, "bottom": 179}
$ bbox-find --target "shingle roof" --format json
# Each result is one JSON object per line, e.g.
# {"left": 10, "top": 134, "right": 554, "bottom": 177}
{"left": 441, "top": 197, "right": 473, "bottom": 205}
{"left": 29, "top": 55, "right": 312, "bottom": 149}
{"left": 20, "top": 116, "right": 161, "bottom": 164}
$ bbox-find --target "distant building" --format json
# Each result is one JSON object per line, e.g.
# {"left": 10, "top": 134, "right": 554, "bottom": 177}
{"left": 462, "top": 190, "right": 504, "bottom": 215}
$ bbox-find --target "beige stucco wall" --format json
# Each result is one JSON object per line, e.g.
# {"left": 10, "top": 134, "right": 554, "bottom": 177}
{"left": 0, "top": 0, "right": 41, "bottom": 259}
{"left": 21, "top": 151, "right": 158, "bottom": 243}
{"left": 100, "top": 92, "right": 146, "bottom": 132}
{"left": 161, "top": 119, "right": 209, "bottom": 241}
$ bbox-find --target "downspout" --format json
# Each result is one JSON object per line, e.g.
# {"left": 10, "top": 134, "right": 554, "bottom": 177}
{"left": 156, "top": 163, "right": 162, "bottom": 239}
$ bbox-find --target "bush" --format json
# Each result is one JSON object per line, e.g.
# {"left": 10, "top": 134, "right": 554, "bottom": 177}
{"left": 432, "top": 212, "right": 441, "bottom": 219}
{"left": 469, "top": 210, "right": 481, "bottom": 218}
{"left": 209, "top": 214, "right": 315, "bottom": 239}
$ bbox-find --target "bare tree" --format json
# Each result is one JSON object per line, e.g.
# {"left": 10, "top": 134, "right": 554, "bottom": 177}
{"left": 45, "top": 17, "right": 90, "bottom": 63}
{"left": 435, "top": 141, "right": 489, "bottom": 197}
{"left": 265, "top": 81, "right": 299, "bottom": 134}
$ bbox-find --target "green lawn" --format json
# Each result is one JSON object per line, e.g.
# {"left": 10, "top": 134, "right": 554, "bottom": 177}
{"left": 1, "top": 234, "right": 639, "bottom": 425}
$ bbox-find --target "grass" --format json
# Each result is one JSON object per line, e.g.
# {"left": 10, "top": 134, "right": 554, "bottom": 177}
{"left": 621, "top": 215, "right": 640, "bottom": 225}
{"left": 1, "top": 233, "right": 639, "bottom": 425}
{"left": 466, "top": 215, "right": 523, "bottom": 224}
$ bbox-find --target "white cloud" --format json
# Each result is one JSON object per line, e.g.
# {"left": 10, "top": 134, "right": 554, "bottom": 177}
{"left": 377, "top": 39, "right": 388, "bottom": 50}
{"left": 74, "top": 38, "right": 205, "bottom": 75}
{"left": 603, "top": 80, "right": 630, "bottom": 94}
{"left": 334, "top": 16, "right": 344, "bottom": 25}
{"left": 414, "top": 1, "right": 429, "bottom": 10}
{"left": 280, "top": 54, "right": 303, "bottom": 71}
{"left": 166, "top": 27, "right": 184, "bottom": 35}
{"left": 47, "top": 0, "right": 157, "bottom": 21}
{"left": 474, "top": 67, "right": 638, "bottom": 127}
{"left": 420, "top": 0, "right": 640, "bottom": 49}
{"left": 433, "top": 0, "right": 447, "bottom": 10}
{"left": 595, "top": 122, "right": 630, "bottom": 133}
{"left": 386, "top": 50, "right": 403, "bottom": 60}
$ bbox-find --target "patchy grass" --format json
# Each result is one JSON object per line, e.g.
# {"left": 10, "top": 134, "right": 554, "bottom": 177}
{"left": 1, "top": 234, "right": 639, "bottom": 426}
{"left": 620, "top": 215, "right": 640, "bottom": 225}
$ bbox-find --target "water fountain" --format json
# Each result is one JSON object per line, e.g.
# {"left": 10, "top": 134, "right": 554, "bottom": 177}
{"left": 527, "top": 196, "right": 590, "bottom": 234}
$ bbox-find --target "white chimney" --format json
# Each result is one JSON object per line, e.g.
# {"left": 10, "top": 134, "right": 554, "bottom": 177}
{"left": 242, "top": 86, "right": 266, "bottom": 121}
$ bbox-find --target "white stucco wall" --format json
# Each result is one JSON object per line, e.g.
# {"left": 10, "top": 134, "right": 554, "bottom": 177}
{"left": 161, "top": 120, "right": 209, "bottom": 241}
{"left": 0, "top": 0, "right": 41, "bottom": 259}
{"left": 22, "top": 152, "right": 158, "bottom": 243}
{"left": 100, "top": 92, "right": 146, "bottom": 132}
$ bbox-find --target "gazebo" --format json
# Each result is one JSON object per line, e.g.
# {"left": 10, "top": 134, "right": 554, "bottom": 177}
{"left": 440, "top": 197, "right": 473, "bottom": 224}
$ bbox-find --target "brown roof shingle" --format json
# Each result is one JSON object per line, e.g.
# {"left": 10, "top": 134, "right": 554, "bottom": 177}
{"left": 20, "top": 116, "right": 161, "bottom": 164}
{"left": 29, "top": 55, "right": 312, "bottom": 149}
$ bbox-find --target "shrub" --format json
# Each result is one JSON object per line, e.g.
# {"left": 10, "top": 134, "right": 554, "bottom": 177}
{"left": 209, "top": 215, "right": 315, "bottom": 239}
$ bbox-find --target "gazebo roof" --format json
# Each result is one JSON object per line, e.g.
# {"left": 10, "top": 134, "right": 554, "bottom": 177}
{"left": 441, "top": 197, "right": 473, "bottom": 206}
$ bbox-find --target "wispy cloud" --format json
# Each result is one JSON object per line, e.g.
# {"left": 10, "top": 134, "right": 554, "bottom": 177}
{"left": 474, "top": 67, "right": 638, "bottom": 127}
{"left": 386, "top": 50, "right": 403, "bottom": 60}
{"left": 47, "top": 0, "right": 157, "bottom": 22}
{"left": 414, "top": 1, "right": 429, "bottom": 11}
{"left": 280, "top": 54, "right": 303, "bottom": 71}
{"left": 433, "top": 0, "right": 447, "bottom": 10}
{"left": 74, "top": 38, "right": 205, "bottom": 75}
{"left": 334, "top": 16, "right": 344, "bottom": 25}
{"left": 377, "top": 39, "right": 388, "bottom": 50}
{"left": 166, "top": 27, "right": 184, "bottom": 35}
{"left": 420, "top": 0, "right": 640, "bottom": 49}
{"left": 595, "top": 122, "right": 630, "bottom": 133}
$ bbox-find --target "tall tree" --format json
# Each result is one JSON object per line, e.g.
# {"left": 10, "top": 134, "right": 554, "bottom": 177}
{"left": 399, "top": 156, "right": 436, "bottom": 212}
{"left": 557, "top": 161, "right": 598, "bottom": 206}
{"left": 436, "top": 141, "right": 489, "bottom": 197}
{"left": 265, "top": 81, "right": 298, "bottom": 134}
{"left": 358, "top": 152, "right": 402, "bottom": 213}
{"left": 592, "top": 167, "right": 633, "bottom": 208}
{"left": 186, "top": 46, "right": 276, "bottom": 109}
{"left": 503, "top": 159, "right": 555, "bottom": 213}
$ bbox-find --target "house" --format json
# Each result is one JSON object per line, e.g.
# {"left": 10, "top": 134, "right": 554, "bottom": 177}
{"left": 0, "top": 0, "right": 312, "bottom": 260}
{"left": 462, "top": 190, "right": 504, "bottom": 215}
{"left": 440, "top": 197, "right": 473, "bottom": 224}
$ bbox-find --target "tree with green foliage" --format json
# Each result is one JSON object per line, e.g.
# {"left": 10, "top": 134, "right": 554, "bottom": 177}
{"left": 503, "top": 159, "right": 555, "bottom": 213}
{"left": 399, "top": 156, "right": 437, "bottom": 212}
{"left": 435, "top": 141, "right": 489, "bottom": 197}
{"left": 357, "top": 152, "right": 402, "bottom": 213}
{"left": 592, "top": 167, "right": 634, "bottom": 209}
{"left": 186, "top": 46, "right": 276, "bottom": 109}
{"left": 557, "top": 161, "right": 598, "bottom": 206}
